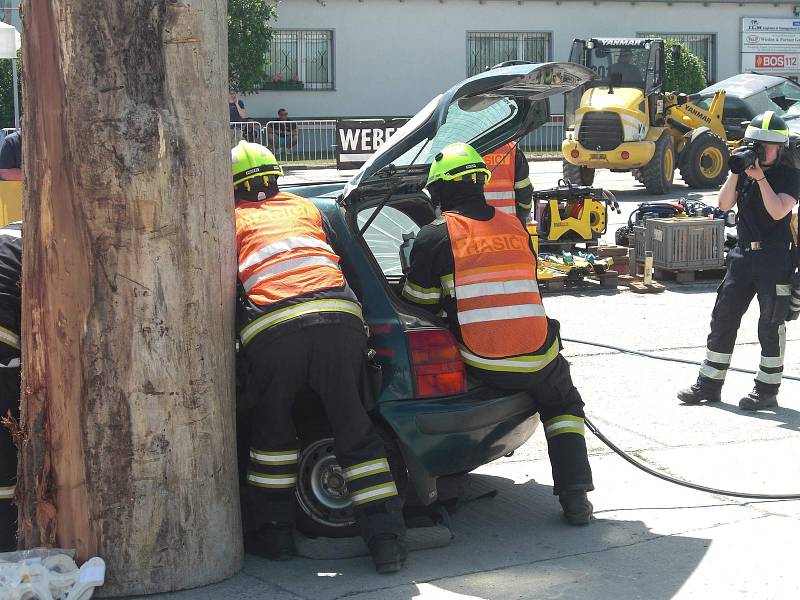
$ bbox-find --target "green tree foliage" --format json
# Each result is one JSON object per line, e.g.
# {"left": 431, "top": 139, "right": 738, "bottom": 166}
{"left": 664, "top": 39, "right": 707, "bottom": 94}
{"left": 0, "top": 48, "right": 21, "bottom": 129}
{"left": 228, "top": 0, "right": 277, "bottom": 94}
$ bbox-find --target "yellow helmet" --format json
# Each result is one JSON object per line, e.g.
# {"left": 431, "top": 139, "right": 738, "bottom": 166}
{"left": 231, "top": 140, "right": 283, "bottom": 188}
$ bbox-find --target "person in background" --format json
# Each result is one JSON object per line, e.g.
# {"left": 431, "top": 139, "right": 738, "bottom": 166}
{"left": 229, "top": 88, "right": 247, "bottom": 122}
{"left": 267, "top": 109, "right": 299, "bottom": 155}
{"left": 0, "top": 131, "right": 21, "bottom": 181}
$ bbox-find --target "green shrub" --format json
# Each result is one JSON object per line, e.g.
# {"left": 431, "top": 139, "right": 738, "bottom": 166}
{"left": 664, "top": 38, "right": 707, "bottom": 94}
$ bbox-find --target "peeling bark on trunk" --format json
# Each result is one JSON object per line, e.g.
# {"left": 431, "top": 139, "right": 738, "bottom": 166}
{"left": 17, "top": 1, "right": 242, "bottom": 595}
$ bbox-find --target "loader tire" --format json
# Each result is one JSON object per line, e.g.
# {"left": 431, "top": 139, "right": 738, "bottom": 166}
{"left": 642, "top": 133, "right": 674, "bottom": 195}
{"left": 679, "top": 132, "right": 729, "bottom": 189}
{"left": 562, "top": 161, "right": 595, "bottom": 185}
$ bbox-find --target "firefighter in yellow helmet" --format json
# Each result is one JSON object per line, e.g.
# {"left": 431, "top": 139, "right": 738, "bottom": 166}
{"left": 401, "top": 142, "right": 594, "bottom": 525}
{"left": 232, "top": 141, "right": 406, "bottom": 573}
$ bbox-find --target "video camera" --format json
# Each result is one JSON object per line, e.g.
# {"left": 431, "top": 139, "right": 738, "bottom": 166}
{"left": 728, "top": 142, "right": 766, "bottom": 175}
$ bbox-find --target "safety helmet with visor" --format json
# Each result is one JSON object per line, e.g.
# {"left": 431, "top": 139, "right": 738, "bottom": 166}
{"left": 231, "top": 140, "right": 283, "bottom": 192}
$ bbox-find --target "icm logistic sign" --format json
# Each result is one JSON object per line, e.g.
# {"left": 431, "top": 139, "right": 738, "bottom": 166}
{"left": 741, "top": 18, "right": 800, "bottom": 74}
{"left": 335, "top": 119, "right": 408, "bottom": 170}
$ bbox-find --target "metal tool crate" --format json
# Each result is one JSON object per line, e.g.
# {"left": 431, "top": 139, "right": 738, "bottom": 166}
{"left": 633, "top": 217, "right": 725, "bottom": 271}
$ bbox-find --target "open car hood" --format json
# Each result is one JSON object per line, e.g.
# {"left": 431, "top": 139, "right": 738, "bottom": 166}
{"left": 342, "top": 62, "right": 595, "bottom": 203}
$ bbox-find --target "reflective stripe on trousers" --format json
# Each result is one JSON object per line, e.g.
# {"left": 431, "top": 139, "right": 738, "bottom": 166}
{"left": 239, "top": 299, "right": 363, "bottom": 346}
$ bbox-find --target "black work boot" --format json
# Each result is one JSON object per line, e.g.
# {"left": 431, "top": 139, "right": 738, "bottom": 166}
{"left": 244, "top": 522, "right": 295, "bottom": 561}
{"left": 677, "top": 383, "right": 721, "bottom": 405}
{"left": 368, "top": 533, "right": 408, "bottom": 574}
{"left": 559, "top": 490, "right": 593, "bottom": 526}
{"left": 739, "top": 388, "right": 778, "bottom": 411}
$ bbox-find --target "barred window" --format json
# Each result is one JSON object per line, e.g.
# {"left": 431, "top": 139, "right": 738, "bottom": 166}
{"left": 266, "top": 30, "right": 334, "bottom": 91}
{"left": 638, "top": 33, "right": 716, "bottom": 82}
{"left": 467, "top": 32, "right": 550, "bottom": 77}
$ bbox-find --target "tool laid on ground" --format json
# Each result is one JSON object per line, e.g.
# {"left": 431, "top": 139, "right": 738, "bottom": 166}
{"left": 533, "top": 181, "right": 620, "bottom": 247}
{"left": 565, "top": 336, "right": 800, "bottom": 500}
{"left": 614, "top": 197, "right": 736, "bottom": 247}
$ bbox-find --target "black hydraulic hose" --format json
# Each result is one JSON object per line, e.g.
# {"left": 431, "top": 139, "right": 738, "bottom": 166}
{"left": 584, "top": 416, "right": 800, "bottom": 500}
{"left": 562, "top": 337, "right": 800, "bottom": 383}
{"left": 564, "top": 337, "right": 800, "bottom": 499}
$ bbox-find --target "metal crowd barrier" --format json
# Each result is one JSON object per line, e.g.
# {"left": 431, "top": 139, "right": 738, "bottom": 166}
{"left": 229, "top": 115, "right": 566, "bottom": 169}
{"left": 231, "top": 120, "right": 338, "bottom": 167}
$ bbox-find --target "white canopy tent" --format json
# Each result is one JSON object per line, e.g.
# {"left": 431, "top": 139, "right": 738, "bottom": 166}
{"left": 0, "top": 21, "right": 21, "bottom": 129}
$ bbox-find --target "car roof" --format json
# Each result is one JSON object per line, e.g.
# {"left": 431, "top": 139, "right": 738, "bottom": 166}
{"left": 698, "top": 73, "right": 788, "bottom": 99}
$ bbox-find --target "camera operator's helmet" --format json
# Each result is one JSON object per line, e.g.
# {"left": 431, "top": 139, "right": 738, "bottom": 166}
{"left": 426, "top": 142, "right": 492, "bottom": 187}
{"left": 231, "top": 140, "right": 283, "bottom": 190}
{"left": 744, "top": 111, "right": 790, "bottom": 145}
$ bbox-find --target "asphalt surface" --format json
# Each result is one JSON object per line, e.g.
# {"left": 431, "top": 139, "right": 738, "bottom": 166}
{"left": 136, "top": 163, "right": 800, "bottom": 600}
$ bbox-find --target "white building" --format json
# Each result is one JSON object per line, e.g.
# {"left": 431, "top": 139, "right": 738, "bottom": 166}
{"left": 248, "top": 0, "right": 800, "bottom": 119}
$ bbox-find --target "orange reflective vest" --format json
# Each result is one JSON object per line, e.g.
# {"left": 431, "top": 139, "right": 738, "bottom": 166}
{"left": 235, "top": 192, "right": 344, "bottom": 306}
{"left": 483, "top": 142, "right": 517, "bottom": 215}
{"left": 444, "top": 211, "right": 548, "bottom": 359}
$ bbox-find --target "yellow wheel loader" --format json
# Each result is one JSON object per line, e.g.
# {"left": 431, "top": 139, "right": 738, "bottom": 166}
{"left": 562, "top": 38, "right": 729, "bottom": 195}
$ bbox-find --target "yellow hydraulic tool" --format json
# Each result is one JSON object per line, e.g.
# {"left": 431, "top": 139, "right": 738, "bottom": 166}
{"left": 533, "top": 183, "right": 620, "bottom": 245}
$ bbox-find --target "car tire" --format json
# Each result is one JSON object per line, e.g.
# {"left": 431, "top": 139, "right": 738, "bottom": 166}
{"left": 679, "top": 132, "right": 729, "bottom": 189}
{"left": 642, "top": 133, "right": 674, "bottom": 195}
{"left": 294, "top": 433, "right": 408, "bottom": 538}
{"left": 562, "top": 160, "right": 595, "bottom": 185}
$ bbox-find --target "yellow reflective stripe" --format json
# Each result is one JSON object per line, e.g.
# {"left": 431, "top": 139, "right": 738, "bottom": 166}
{"left": 776, "top": 284, "right": 792, "bottom": 296}
{"left": 240, "top": 299, "right": 363, "bottom": 346}
{"left": 755, "top": 370, "right": 782, "bottom": 385}
{"left": 247, "top": 471, "right": 297, "bottom": 489}
{"left": 760, "top": 355, "right": 783, "bottom": 368}
{"left": 350, "top": 482, "right": 398, "bottom": 506}
{"left": 458, "top": 338, "right": 559, "bottom": 373}
{"left": 700, "top": 364, "right": 727, "bottom": 380}
{"left": 0, "top": 326, "right": 19, "bottom": 350}
{"left": 342, "top": 458, "right": 390, "bottom": 481}
{"left": 706, "top": 349, "right": 731, "bottom": 364}
{"left": 441, "top": 274, "right": 455, "bottom": 297}
{"left": 544, "top": 415, "right": 585, "bottom": 439}
{"left": 514, "top": 177, "right": 531, "bottom": 189}
{"left": 401, "top": 280, "right": 441, "bottom": 304}
{"left": 458, "top": 303, "right": 546, "bottom": 325}
{"left": 517, "top": 200, "right": 532, "bottom": 210}
{"left": 250, "top": 449, "right": 299, "bottom": 465}
{"left": 0, "top": 485, "right": 14, "bottom": 500}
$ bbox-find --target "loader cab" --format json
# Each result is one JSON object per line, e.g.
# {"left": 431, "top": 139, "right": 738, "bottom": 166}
{"left": 566, "top": 38, "right": 666, "bottom": 128}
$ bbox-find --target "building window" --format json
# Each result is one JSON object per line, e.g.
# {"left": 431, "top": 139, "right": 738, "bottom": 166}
{"left": 266, "top": 30, "right": 334, "bottom": 91}
{"left": 638, "top": 32, "right": 716, "bottom": 82}
{"left": 467, "top": 32, "right": 551, "bottom": 77}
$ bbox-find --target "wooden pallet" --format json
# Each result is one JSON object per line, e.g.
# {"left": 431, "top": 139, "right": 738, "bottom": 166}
{"left": 653, "top": 267, "right": 726, "bottom": 284}
{"left": 539, "top": 270, "right": 619, "bottom": 292}
{"left": 619, "top": 274, "right": 665, "bottom": 294}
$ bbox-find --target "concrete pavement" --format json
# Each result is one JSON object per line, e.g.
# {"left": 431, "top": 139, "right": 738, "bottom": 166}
{"left": 136, "top": 163, "right": 800, "bottom": 599}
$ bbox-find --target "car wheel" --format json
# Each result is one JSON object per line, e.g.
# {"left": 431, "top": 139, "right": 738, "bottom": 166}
{"left": 642, "top": 133, "right": 674, "bottom": 195}
{"left": 294, "top": 435, "right": 408, "bottom": 538}
{"left": 679, "top": 132, "right": 729, "bottom": 189}
{"left": 562, "top": 160, "right": 595, "bottom": 185}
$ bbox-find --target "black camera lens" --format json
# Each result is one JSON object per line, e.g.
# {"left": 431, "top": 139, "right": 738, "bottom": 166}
{"left": 729, "top": 148, "right": 757, "bottom": 174}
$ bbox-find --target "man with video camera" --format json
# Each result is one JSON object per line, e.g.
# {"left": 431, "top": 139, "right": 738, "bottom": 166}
{"left": 677, "top": 110, "right": 800, "bottom": 411}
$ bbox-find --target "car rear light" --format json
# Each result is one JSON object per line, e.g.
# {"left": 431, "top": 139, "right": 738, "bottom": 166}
{"left": 406, "top": 328, "right": 466, "bottom": 398}
{"left": 570, "top": 149, "right": 580, "bottom": 159}
{"left": 621, "top": 151, "right": 630, "bottom": 160}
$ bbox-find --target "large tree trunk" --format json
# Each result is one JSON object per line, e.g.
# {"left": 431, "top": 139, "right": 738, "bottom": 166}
{"left": 17, "top": 1, "right": 242, "bottom": 595}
